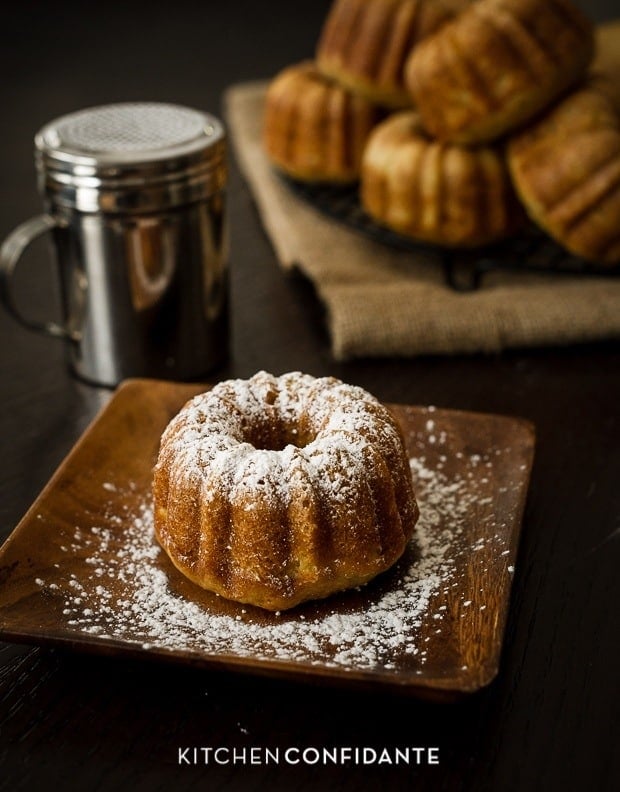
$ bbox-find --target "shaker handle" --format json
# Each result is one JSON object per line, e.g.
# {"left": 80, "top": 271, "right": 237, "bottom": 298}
{"left": 0, "top": 214, "right": 80, "bottom": 341}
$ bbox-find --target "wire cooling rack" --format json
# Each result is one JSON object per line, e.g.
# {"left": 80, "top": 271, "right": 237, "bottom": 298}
{"left": 284, "top": 177, "right": 620, "bottom": 292}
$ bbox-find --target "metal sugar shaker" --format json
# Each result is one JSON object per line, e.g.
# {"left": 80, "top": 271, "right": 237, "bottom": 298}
{"left": 0, "top": 102, "right": 229, "bottom": 387}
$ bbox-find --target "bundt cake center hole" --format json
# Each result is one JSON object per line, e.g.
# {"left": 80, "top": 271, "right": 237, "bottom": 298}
{"left": 245, "top": 418, "right": 314, "bottom": 451}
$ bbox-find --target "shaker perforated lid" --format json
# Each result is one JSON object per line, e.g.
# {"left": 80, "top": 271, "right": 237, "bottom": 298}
{"left": 34, "top": 102, "right": 227, "bottom": 213}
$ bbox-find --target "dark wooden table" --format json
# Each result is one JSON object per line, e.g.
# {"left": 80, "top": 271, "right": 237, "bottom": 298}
{"left": 1, "top": 2, "right": 618, "bottom": 790}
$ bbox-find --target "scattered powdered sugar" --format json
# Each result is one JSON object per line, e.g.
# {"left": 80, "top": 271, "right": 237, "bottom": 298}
{"left": 33, "top": 423, "right": 517, "bottom": 674}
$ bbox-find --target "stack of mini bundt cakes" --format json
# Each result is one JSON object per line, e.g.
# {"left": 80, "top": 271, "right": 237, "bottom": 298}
{"left": 263, "top": 0, "right": 465, "bottom": 182}
{"left": 262, "top": 0, "right": 620, "bottom": 265}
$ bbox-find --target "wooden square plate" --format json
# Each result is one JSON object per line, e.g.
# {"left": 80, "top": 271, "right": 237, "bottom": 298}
{"left": 0, "top": 378, "right": 535, "bottom": 699}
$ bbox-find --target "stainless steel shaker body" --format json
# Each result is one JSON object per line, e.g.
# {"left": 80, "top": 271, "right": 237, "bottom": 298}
{"left": 0, "top": 103, "right": 229, "bottom": 386}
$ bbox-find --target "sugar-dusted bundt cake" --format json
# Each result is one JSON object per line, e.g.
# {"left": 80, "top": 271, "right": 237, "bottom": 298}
{"left": 262, "top": 61, "right": 383, "bottom": 183}
{"left": 361, "top": 111, "right": 524, "bottom": 246}
{"left": 508, "top": 84, "right": 620, "bottom": 266}
{"left": 153, "top": 371, "right": 419, "bottom": 611}
{"left": 316, "top": 0, "right": 471, "bottom": 109}
{"left": 405, "top": 0, "right": 595, "bottom": 144}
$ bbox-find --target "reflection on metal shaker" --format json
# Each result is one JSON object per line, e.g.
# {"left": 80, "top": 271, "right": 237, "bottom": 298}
{"left": 0, "top": 102, "right": 229, "bottom": 387}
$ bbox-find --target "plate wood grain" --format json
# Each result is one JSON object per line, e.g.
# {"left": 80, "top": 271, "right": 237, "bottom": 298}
{"left": 0, "top": 379, "right": 535, "bottom": 699}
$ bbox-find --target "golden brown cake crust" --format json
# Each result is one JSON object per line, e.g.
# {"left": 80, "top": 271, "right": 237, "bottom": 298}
{"left": 405, "top": 0, "right": 595, "bottom": 144}
{"left": 507, "top": 85, "right": 620, "bottom": 265}
{"left": 152, "top": 371, "right": 419, "bottom": 611}
{"left": 590, "top": 21, "right": 620, "bottom": 113}
{"left": 361, "top": 111, "right": 523, "bottom": 246}
{"left": 316, "top": 0, "right": 471, "bottom": 109}
{"left": 262, "top": 60, "right": 383, "bottom": 183}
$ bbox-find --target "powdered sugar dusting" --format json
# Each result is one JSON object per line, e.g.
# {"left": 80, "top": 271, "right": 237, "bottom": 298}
{"left": 33, "top": 413, "right": 522, "bottom": 674}
{"left": 155, "top": 371, "right": 406, "bottom": 509}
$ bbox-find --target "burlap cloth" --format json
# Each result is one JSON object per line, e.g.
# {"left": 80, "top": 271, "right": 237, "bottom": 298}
{"left": 223, "top": 81, "right": 620, "bottom": 361}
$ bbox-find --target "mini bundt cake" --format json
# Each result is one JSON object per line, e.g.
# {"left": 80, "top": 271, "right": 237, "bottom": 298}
{"left": 262, "top": 61, "right": 383, "bottom": 183}
{"left": 361, "top": 111, "right": 524, "bottom": 246}
{"left": 153, "top": 371, "right": 419, "bottom": 611}
{"left": 508, "top": 84, "right": 620, "bottom": 266}
{"left": 316, "top": 0, "right": 471, "bottom": 109}
{"left": 405, "top": 0, "right": 595, "bottom": 144}
{"left": 590, "top": 21, "right": 620, "bottom": 113}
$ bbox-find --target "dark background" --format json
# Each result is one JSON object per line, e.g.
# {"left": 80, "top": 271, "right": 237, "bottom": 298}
{"left": 1, "top": 2, "right": 619, "bottom": 791}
